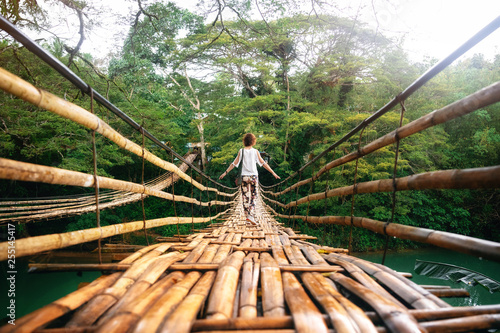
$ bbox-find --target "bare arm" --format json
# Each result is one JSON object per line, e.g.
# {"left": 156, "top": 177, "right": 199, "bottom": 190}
{"left": 258, "top": 152, "right": 280, "bottom": 179}
{"left": 219, "top": 150, "right": 240, "bottom": 179}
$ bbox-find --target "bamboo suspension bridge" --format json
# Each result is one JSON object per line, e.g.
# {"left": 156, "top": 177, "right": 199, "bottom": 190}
{"left": 1, "top": 14, "right": 500, "bottom": 333}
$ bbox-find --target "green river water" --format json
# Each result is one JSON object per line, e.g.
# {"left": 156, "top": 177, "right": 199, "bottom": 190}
{"left": 1, "top": 247, "right": 499, "bottom": 322}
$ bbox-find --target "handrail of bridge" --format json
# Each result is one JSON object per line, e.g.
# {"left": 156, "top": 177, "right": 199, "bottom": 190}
{"left": 0, "top": 14, "right": 235, "bottom": 192}
{"left": 0, "top": 153, "right": 198, "bottom": 223}
{"left": 0, "top": 158, "right": 232, "bottom": 216}
{"left": 261, "top": 81, "right": 500, "bottom": 199}
{"left": 0, "top": 209, "right": 231, "bottom": 260}
{"left": 261, "top": 15, "right": 500, "bottom": 190}
{"left": 0, "top": 68, "right": 235, "bottom": 200}
{"left": 262, "top": 202, "right": 500, "bottom": 262}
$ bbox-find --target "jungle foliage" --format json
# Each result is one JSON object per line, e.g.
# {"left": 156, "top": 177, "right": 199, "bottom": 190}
{"left": 0, "top": 0, "right": 499, "bottom": 251}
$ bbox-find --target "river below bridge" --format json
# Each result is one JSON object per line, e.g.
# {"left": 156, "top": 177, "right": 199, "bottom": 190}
{"left": 1, "top": 247, "right": 499, "bottom": 321}
{"left": 355, "top": 247, "right": 500, "bottom": 307}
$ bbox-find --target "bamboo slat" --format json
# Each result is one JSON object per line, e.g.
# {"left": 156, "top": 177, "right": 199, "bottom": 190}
{"left": 282, "top": 271, "right": 329, "bottom": 333}
{"left": 129, "top": 270, "right": 200, "bottom": 331}
{"left": 93, "top": 271, "right": 184, "bottom": 333}
{"left": 260, "top": 253, "right": 286, "bottom": 317}
{"left": 95, "top": 252, "right": 187, "bottom": 325}
{"left": 158, "top": 271, "right": 217, "bottom": 333}
{"left": 239, "top": 254, "right": 260, "bottom": 318}
{"left": 313, "top": 272, "right": 377, "bottom": 332}
{"left": 301, "top": 272, "right": 357, "bottom": 333}
{"left": 330, "top": 273, "right": 424, "bottom": 333}
{"left": 206, "top": 251, "right": 246, "bottom": 320}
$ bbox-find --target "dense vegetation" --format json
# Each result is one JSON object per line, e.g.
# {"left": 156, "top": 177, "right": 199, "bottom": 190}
{"left": 0, "top": 0, "right": 499, "bottom": 251}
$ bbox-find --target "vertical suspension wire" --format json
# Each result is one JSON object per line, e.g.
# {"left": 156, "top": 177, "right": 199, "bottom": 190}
{"left": 382, "top": 100, "right": 407, "bottom": 265}
{"left": 208, "top": 190, "right": 212, "bottom": 226}
{"left": 190, "top": 168, "right": 195, "bottom": 232}
{"left": 171, "top": 153, "right": 180, "bottom": 242}
{"left": 348, "top": 126, "right": 366, "bottom": 255}
{"left": 215, "top": 191, "right": 219, "bottom": 216}
{"left": 306, "top": 165, "right": 314, "bottom": 221}
{"left": 292, "top": 172, "right": 302, "bottom": 230}
{"left": 140, "top": 124, "right": 149, "bottom": 245}
{"left": 322, "top": 149, "right": 334, "bottom": 246}
{"left": 89, "top": 88, "right": 102, "bottom": 264}
{"left": 199, "top": 176, "right": 205, "bottom": 222}
{"left": 285, "top": 179, "right": 291, "bottom": 227}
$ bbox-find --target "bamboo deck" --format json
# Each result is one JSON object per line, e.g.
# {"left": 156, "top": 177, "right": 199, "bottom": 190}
{"left": 2, "top": 191, "right": 500, "bottom": 333}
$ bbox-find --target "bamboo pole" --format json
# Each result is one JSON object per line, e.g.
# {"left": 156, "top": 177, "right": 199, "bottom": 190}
{"left": 0, "top": 158, "right": 231, "bottom": 215}
{"left": 425, "top": 289, "right": 470, "bottom": 298}
{"left": 420, "top": 314, "right": 500, "bottom": 333}
{"left": 282, "top": 271, "right": 329, "bottom": 333}
{"left": 329, "top": 273, "right": 424, "bottom": 333}
{"left": 158, "top": 271, "right": 217, "bottom": 333}
{"left": 206, "top": 251, "right": 246, "bottom": 319}
{"left": 268, "top": 81, "right": 500, "bottom": 197}
{"left": 93, "top": 271, "right": 185, "bottom": 333}
{"left": 130, "top": 271, "right": 201, "bottom": 332}
{"left": 271, "top": 211, "right": 500, "bottom": 262}
{"left": 0, "top": 67, "right": 235, "bottom": 198}
{"left": 409, "top": 304, "right": 500, "bottom": 321}
{"left": 191, "top": 317, "right": 296, "bottom": 331}
{"left": 0, "top": 212, "right": 226, "bottom": 260}
{"left": 0, "top": 273, "right": 121, "bottom": 333}
{"left": 285, "top": 166, "right": 500, "bottom": 208}
{"left": 260, "top": 253, "right": 286, "bottom": 317}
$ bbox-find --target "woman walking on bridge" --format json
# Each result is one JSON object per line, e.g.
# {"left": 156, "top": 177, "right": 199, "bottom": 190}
{"left": 219, "top": 133, "right": 280, "bottom": 225}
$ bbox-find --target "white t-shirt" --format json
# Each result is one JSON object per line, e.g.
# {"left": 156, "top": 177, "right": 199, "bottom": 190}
{"left": 232, "top": 148, "right": 264, "bottom": 176}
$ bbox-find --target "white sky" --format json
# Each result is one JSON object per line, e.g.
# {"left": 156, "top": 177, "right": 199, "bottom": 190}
{"left": 34, "top": 0, "right": 500, "bottom": 64}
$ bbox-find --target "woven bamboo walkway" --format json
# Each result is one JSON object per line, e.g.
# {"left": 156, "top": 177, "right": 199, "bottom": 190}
{"left": 4, "top": 189, "right": 500, "bottom": 333}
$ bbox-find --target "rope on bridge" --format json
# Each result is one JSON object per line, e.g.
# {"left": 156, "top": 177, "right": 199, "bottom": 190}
{"left": 0, "top": 68, "right": 235, "bottom": 198}
{"left": 0, "top": 152, "right": 197, "bottom": 222}
{"left": 263, "top": 81, "right": 500, "bottom": 198}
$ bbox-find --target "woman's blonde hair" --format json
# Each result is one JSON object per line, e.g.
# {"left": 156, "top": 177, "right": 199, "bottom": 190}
{"left": 243, "top": 133, "right": 256, "bottom": 147}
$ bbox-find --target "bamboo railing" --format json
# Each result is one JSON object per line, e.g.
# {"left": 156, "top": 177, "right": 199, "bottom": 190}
{"left": 0, "top": 158, "right": 231, "bottom": 211}
{"left": 0, "top": 152, "right": 198, "bottom": 222}
{"left": 0, "top": 211, "right": 228, "bottom": 260}
{"left": 265, "top": 203, "right": 500, "bottom": 262}
{"left": 263, "top": 81, "right": 500, "bottom": 198}
{"left": 0, "top": 68, "right": 234, "bottom": 198}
